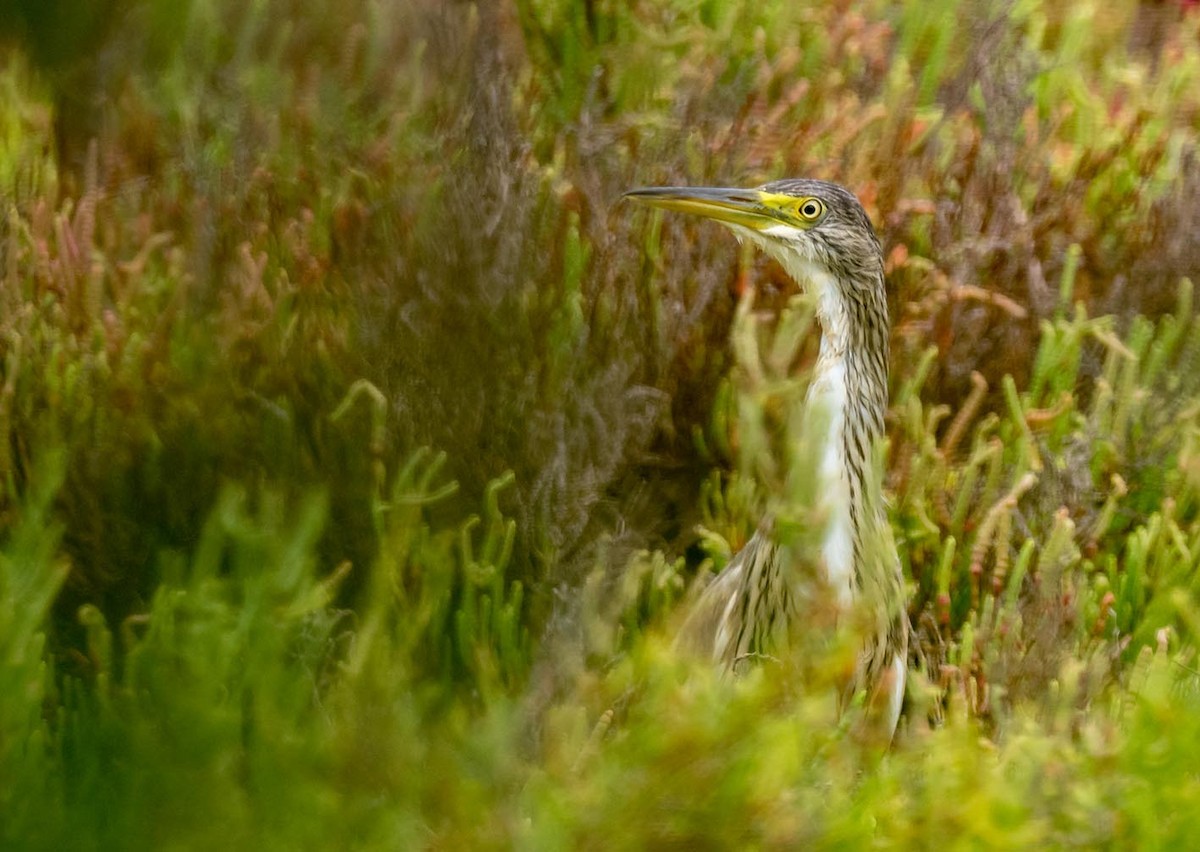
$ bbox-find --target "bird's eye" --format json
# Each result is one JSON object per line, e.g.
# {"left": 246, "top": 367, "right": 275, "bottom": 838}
{"left": 798, "top": 199, "right": 825, "bottom": 220}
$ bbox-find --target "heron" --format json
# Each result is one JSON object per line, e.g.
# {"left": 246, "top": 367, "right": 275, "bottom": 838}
{"left": 625, "top": 179, "right": 908, "bottom": 737}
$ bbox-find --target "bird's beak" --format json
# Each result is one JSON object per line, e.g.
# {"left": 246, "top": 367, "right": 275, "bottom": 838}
{"left": 624, "top": 186, "right": 783, "bottom": 232}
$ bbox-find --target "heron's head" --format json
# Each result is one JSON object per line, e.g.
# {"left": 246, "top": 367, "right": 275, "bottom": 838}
{"left": 624, "top": 178, "right": 884, "bottom": 311}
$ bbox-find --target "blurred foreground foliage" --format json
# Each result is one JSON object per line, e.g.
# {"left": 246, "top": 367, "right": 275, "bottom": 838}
{"left": 3, "top": 0, "right": 1200, "bottom": 847}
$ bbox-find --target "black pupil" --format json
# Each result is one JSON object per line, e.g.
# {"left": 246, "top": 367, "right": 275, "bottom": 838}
{"left": 803, "top": 203, "right": 818, "bottom": 216}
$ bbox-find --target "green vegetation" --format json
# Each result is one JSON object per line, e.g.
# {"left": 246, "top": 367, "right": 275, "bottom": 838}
{"left": 3, "top": 0, "right": 1200, "bottom": 847}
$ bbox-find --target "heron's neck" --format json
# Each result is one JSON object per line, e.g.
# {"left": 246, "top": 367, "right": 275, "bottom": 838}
{"left": 805, "top": 270, "right": 890, "bottom": 605}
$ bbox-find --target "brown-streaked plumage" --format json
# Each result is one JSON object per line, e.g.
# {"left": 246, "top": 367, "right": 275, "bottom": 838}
{"left": 625, "top": 179, "right": 908, "bottom": 737}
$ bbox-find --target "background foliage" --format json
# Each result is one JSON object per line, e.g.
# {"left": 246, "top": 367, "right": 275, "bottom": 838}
{"left": 2, "top": 0, "right": 1200, "bottom": 847}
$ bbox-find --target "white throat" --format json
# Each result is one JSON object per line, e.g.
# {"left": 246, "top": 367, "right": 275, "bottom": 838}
{"left": 803, "top": 266, "right": 856, "bottom": 608}
{"left": 740, "top": 229, "right": 865, "bottom": 607}
{"left": 770, "top": 245, "right": 857, "bottom": 606}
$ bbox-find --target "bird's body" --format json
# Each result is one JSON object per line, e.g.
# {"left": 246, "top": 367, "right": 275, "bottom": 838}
{"left": 626, "top": 179, "right": 908, "bottom": 737}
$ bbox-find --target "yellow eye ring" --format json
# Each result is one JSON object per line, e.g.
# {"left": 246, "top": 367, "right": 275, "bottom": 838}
{"left": 798, "top": 198, "right": 825, "bottom": 220}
